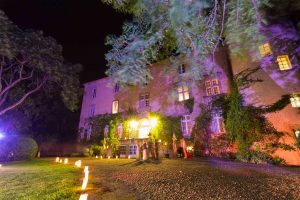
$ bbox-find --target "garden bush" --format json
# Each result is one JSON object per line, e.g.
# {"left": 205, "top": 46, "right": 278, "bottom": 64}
{"left": 0, "top": 135, "right": 38, "bottom": 161}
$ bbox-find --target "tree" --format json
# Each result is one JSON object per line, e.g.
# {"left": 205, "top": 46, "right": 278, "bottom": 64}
{"left": 103, "top": 0, "right": 273, "bottom": 85}
{"left": 0, "top": 10, "right": 81, "bottom": 116}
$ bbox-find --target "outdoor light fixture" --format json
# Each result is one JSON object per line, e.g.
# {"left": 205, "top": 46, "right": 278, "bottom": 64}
{"left": 108, "top": 156, "right": 110, "bottom": 159}
{"left": 64, "top": 158, "right": 68, "bottom": 164}
{"left": 128, "top": 155, "right": 131, "bottom": 159}
{"left": 0, "top": 164, "right": 2, "bottom": 168}
{"left": 100, "top": 156, "right": 103, "bottom": 159}
{"left": 95, "top": 155, "right": 98, "bottom": 159}
{"left": 116, "top": 156, "right": 118, "bottom": 159}
{"left": 290, "top": 94, "right": 300, "bottom": 108}
{"left": 0, "top": 132, "right": 5, "bottom": 140}
{"left": 82, "top": 166, "right": 89, "bottom": 190}
{"left": 295, "top": 130, "right": 300, "bottom": 138}
{"left": 59, "top": 159, "right": 63, "bottom": 163}
{"left": 55, "top": 157, "right": 60, "bottom": 162}
{"left": 79, "top": 194, "right": 88, "bottom": 200}
{"left": 75, "top": 160, "right": 81, "bottom": 167}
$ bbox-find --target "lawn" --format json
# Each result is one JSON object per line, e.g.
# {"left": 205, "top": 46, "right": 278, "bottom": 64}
{"left": 1, "top": 158, "right": 300, "bottom": 200}
{"left": 0, "top": 159, "right": 81, "bottom": 200}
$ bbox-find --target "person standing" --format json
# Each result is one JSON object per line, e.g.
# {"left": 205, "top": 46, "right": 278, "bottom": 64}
{"left": 142, "top": 140, "right": 148, "bottom": 160}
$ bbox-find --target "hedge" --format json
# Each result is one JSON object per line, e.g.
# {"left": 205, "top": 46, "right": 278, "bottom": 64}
{"left": 0, "top": 135, "right": 38, "bottom": 161}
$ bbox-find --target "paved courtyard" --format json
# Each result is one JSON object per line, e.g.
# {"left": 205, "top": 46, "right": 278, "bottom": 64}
{"left": 81, "top": 158, "right": 300, "bottom": 200}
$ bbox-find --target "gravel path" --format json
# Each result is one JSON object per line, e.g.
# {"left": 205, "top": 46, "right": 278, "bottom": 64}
{"left": 84, "top": 158, "right": 300, "bottom": 200}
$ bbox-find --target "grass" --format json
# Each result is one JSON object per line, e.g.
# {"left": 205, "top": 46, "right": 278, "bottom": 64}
{"left": 0, "top": 159, "right": 81, "bottom": 200}
{"left": 1, "top": 158, "right": 300, "bottom": 200}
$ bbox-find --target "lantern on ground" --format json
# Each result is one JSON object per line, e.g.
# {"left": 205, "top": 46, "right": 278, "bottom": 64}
{"left": 64, "top": 158, "right": 68, "bottom": 164}
{"left": 75, "top": 160, "right": 81, "bottom": 167}
{"left": 55, "top": 157, "right": 59, "bottom": 162}
{"left": 79, "top": 194, "right": 88, "bottom": 200}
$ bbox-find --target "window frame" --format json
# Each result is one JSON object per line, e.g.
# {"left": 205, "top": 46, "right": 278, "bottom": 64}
{"left": 112, "top": 100, "right": 119, "bottom": 114}
{"left": 181, "top": 115, "right": 192, "bottom": 137}
{"left": 177, "top": 85, "right": 190, "bottom": 102}
{"left": 139, "top": 93, "right": 150, "bottom": 108}
{"left": 205, "top": 79, "right": 221, "bottom": 96}
{"left": 92, "top": 88, "right": 97, "bottom": 98}
{"left": 89, "top": 105, "right": 95, "bottom": 117}
{"left": 211, "top": 112, "right": 225, "bottom": 134}
{"left": 259, "top": 43, "right": 272, "bottom": 57}
{"left": 119, "top": 145, "right": 126, "bottom": 155}
{"left": 178, "top": 64, "right": 186, "bottom": 74}
{"left": 277, "top": 55, "right": 292, "bottom": 71}
{"left": 129, "top": 145, "right": 137, "bottom": 155}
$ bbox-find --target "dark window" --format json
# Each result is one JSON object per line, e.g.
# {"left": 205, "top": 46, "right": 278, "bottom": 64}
{"left": 92, "top": 88, "right": 96, "bottom": 98}
{"left": 178, "top": 64, "right": 185, "bottom": 74}
{"left": 114, "top": 82, "right": 120, "bottom": 93}
{"left": 139, "top": 93, "right": 150, "bottom": 108}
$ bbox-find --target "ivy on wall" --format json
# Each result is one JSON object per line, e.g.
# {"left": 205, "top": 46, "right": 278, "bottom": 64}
{"left": 183, "top": 98, "right": 194, "bottom": 114}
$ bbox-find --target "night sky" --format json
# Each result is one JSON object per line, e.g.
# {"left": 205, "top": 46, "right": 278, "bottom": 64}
{"left": 0, "top": 0, "right": 129, "bottom": 83}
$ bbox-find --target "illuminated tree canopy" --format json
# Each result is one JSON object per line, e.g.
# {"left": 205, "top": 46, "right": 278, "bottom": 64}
{"left": 103, "top": 0, "right": 275, "bottom": 85}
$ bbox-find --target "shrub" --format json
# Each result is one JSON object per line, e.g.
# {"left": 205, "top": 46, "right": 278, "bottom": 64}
{"left": 88, "top": 144, "right": 102, "bottom": 156}
{"left": 0, "top": 135, "right": 38, "bottom": 161}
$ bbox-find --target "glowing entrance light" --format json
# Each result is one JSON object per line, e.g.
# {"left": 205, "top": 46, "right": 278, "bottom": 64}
{"left": 79, "top": 194, "right": 88, "bottom": 200}
{"left": 150, "top": 118, "right": 158, "bottom": 128}
{"left": 129, "top": 120, "right": 139, "bottom": 130}
{"left": 55, "top": 157, "right": 60, "bottom": 162}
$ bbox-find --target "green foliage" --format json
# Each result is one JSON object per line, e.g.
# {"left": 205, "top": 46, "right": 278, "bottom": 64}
{"left": 0, "top": 10, "right": 81, "bottom": 116}
{"left": 191, "top": 104, "right": 212, "bottom": 156}
{"left": 183, "top": 98, "right": 194, "bottom": 114}
{"left": 88, "top": 144, "right": 102, "bottom": 156}
{"left": 148, "top": 112, "right": 181, "bottom": 143}
{"left": 213, "top": 67, "right": 290, "bottom": 159}
{"left": 236, "top": 149, "right": 285, "bottom": 165}
{"left": 0, "top": 135, "right": 38, "bottom": 161}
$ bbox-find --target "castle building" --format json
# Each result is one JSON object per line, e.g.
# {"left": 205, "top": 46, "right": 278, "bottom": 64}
{"left": 79, "top": 20, "right": 300, "bottom": 165}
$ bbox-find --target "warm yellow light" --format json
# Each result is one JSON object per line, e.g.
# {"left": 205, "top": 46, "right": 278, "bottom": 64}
{"left": 0, "top": 164, "right": 2, "bottom": 168}
{"left": 55, "top": 157, "right": 59, "bottom": 162}
{"left": 100, "top": 156, "right": 103, "bottom": 159}
{"left": 295, "top": 130, "right": 300, "bottom": 138}
{"left": 81, "top": 177, "right": 88, "bottom": 190}
{"left": 290, "top": 94, "right": 300, "bottom": 108}
{"left": 150, "top": 118, "right": 158, "bottom": 128}
{"left": 64, "top": 158, "right": 68, "bottom": 164}
{"left": 108, "top": 156, "right": 110, "bottom": 159}
{"left": 277, "top": 55, "right": 292, "bottom": 70}
{"left": 95, "top": 155, "right": 98, "bottom": 159}
{"left": 79, "top": 194, "right": 88, "bottom": 200}
{"left": 59, "top": 159, "right": 62, "bottom": 163}
{"left": 128, "top": 155, "right": 131, "bottom": 159}
{"left": 116, "top": 156, "right": 118, "bottom": 159}
{"left": 106, "top": 146, "right": 109, "bottom": 149}
{"left": 158, "top": 139, "right": 161, "bottom": 143}
{"left": 129, "top": 120, "right": 139, "bottom": 129}
{"left": 82, "top": 166, "right": 89, "bottom": 190}
{"left": 164, "top": 142, "right": 167, "bottom": 145}
{"left": 75, "top": 160, "right": 81, "bottom": 167}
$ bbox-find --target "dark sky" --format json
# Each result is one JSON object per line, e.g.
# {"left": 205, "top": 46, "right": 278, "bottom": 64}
{"left": 0, "top": 0, "right": 129, "bottom": 83}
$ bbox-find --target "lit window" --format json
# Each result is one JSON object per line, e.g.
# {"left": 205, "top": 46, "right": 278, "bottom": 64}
{"left": 181, "top": 115, "right": 192, "bottom": 137}
{"left": 92, "top": 88, "right": 96, "bottom": 98}
{"left": 259, "top": 43, "right": 272, "bottom": 57}
{"left": 211, "top": 112, "right": 225, "bottom": 133}
{"left": 89, "top": 105, "right": 95, "bottom": 117}
{"left": 129, "top": 145, "right": 137, "bottom": 155}
{"left": 114, "top": 82, "right": 120, "bottom": 93}
{"left": 119, "top": 145, "right": 126, "bottom": 155}
{"left": 178, "top": 64, "right": 185, "bottom": 74}
{"left": 112, "top": 100, "right": 119, "bottom": 114}
{"left": 295, "top": 130, "right": 300, "bottom": 138}
{"left": 139, "top": 93, "right": 150, "bottom": 108}
{"left": 178, "top": 85, "right": 190, "bottom": 101}
{"left": 277, "top": 55, "right": 292, "bottom": 70}
{"left": 290, "top": 94, "right": 300, "bottom": 108}
{"left": 205, "top": 79, "right": 221, "bottom": 96}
